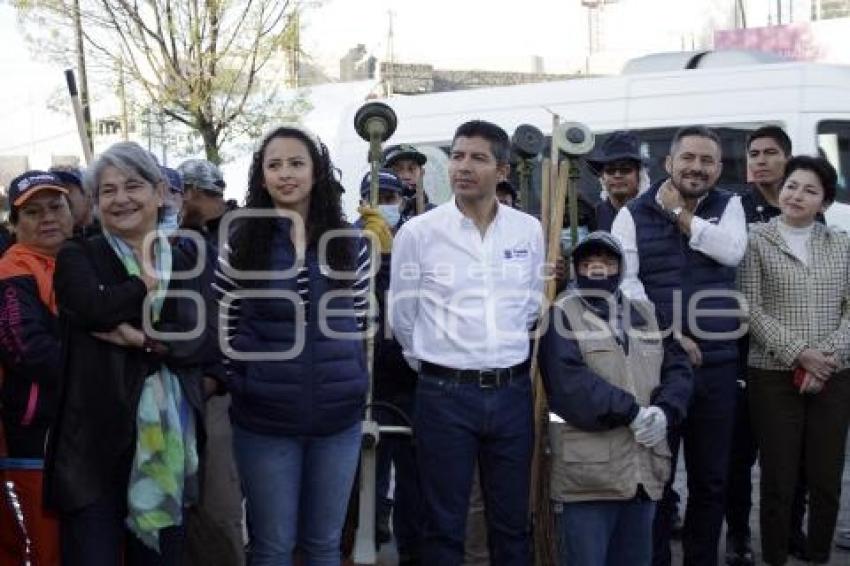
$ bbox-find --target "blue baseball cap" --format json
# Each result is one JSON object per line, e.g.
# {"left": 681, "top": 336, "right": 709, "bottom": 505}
{"left": 160, "top": 166, "right": 184, "bottom": 194}
{"left": 360, "top": 169, "right": 405, "bottom": 199}
{"left": 382, "top": 144, "right": 427, "bottom": 167}
{"left": 49, "top": 167, "right": 83, "bottom": 188}
{"left": 8, "top": 170, "right": 68, "bottom": 210}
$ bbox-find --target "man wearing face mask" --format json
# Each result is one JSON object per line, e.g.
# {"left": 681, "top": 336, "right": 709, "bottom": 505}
{"left": 612, "top": 126, "right": 747, "bottom": 566}
{"left": 358, "top": 169, "right": 423, "bottom": 564}
{"left": 539, "top": 231, "right": 692, "bottom": 566}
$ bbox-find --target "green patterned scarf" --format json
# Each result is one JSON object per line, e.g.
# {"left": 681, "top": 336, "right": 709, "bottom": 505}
{"left": 105, "top": 230, "right": 199, "bottom": 552}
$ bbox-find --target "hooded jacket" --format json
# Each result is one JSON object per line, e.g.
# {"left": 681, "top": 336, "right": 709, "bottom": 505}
{"left": 539, "top": 232, "right": 692, "bottom": 502}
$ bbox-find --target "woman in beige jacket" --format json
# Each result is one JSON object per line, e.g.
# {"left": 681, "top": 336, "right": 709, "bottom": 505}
{"left": 740, "top": 155, "right": 850, "bottom": 565}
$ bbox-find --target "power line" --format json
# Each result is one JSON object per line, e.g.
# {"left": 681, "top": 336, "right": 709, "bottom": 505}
{"left": 0, "top": 130, "right": 78, "bottom": 153}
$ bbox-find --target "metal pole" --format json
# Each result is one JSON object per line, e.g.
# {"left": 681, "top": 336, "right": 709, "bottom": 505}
{"left": 65, "top": 69, "right": 94, "bottom": 165}
{"left": 518, "top": 159, "right": 531, "bottom": 212}
{"left": 568, "top": 158, "right": 580, "bottom": 256}
{"left": 72, "top": 0, "right": 93, "bottom": 155}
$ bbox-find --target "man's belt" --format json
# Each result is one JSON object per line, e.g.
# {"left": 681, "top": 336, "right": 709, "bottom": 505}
{"left": 420, "top": 360, "right": 530, "bottom": 388}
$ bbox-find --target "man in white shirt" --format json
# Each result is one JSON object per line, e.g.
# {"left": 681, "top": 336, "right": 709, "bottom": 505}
{"left": 390, "top": 120, "right": 544, "bottom": 566}
{"left": 611, "top": 126, "right": 747, "bottom": 566}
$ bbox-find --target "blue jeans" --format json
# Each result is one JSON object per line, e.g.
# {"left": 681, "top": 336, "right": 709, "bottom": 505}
{"left": 415, "top": 372, "right": 533, "bottom": 566}
{"left": 555, "top": 498, "right": 656, "bottom": 566}
{"left": 232, "top": 421, "right": 362, "bottom": 566}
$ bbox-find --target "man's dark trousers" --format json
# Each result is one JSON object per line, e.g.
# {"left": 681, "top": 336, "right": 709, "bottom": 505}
{"left": 375, "top": 394, "right": 422, "bottom": 556}
{"left": 415, "top": 371, "right": 533, "bottom": 566}
{"left": 653, "top": 361, "right": 737, "bottom": 566}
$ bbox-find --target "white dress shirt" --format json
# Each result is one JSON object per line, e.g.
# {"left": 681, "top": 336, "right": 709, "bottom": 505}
{"left": 390, "top": 199, "right": 545, "bottom": 370}
{"left": 611, "top": 187, "right": 747, "bottom": 300}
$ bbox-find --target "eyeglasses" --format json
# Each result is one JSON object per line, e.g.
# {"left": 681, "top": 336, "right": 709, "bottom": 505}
{"left": 602, "top": 164, "right": 637, "bottom": 176}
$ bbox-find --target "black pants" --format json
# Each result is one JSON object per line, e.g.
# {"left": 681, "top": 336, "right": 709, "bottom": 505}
{"left": 652, "top": 362, "right": 737, "bottom": 566}
{"left": 725, "top": 380, "right": 808, "bottom": 542}
{"left": 749, "top": 367, "right": 850, "bottom": 565}
{"left": 60, "top": 472, "right": 185, "bottom": 566}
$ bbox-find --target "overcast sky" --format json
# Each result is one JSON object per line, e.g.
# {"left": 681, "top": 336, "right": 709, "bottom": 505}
{"left": 300, "top": 0, "right": 746, "bottom": 74}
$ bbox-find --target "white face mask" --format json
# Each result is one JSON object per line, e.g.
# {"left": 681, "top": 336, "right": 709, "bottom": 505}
{"left": 160, "top": 208, "right": 181, "bottom": 234}
{"left": 378, "top": 204, "right": 401, "bottom": 228}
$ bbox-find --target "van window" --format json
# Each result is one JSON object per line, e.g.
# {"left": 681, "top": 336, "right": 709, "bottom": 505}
{"left": 817, "top": 121, "right": 850, "bottom": 205}
{"left": 511, "top": 126, "right": 760, "bottom": 218}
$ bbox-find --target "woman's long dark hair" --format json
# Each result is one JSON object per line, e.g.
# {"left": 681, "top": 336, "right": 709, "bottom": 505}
{"left": 229, "top": 127, "right": 354, "bottom": 283}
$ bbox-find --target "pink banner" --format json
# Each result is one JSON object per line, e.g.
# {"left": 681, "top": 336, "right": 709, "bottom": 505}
{"left": 714, "top": 23, "right": 820, "bottom": 61}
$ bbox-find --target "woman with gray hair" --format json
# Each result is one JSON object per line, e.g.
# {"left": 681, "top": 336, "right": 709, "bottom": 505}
{"left": 45, "top": 142, "right": 220, "bottom": 566}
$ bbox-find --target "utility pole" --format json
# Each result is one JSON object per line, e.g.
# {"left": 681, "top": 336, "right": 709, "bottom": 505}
{"left": 735, "top": 0, "right": 747, "bottom": 28}
{"left": 385, "top": 10, "right": 395, "bottom": 96}
{"left": 72, "top": 0, "right": 93, "bottom": 153}
{"left": 118, "top": 59, "right": 128, "bottom": 141}
{"left": 581, "top": 1, "right": 619, "bottom": 72}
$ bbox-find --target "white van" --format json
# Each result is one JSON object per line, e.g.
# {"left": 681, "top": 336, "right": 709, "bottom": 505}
{"left": 332, "top": 56, "right": 850, "bottom": 231}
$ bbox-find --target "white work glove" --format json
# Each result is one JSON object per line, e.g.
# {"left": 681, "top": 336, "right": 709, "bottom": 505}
{"left": 632, "top": 406, "right": 667, "bottom": 448}
{"left": 629, "top": 407, "right": 651, "bottom": 433}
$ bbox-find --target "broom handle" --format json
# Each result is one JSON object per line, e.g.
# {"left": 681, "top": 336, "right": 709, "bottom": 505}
{"left": 65, "top": 69, "right": 93, "bottom": 165}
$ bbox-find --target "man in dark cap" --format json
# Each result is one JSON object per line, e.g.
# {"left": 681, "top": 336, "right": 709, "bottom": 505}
{"left": 358, "top": 169, "right": 405, "bottom": 239}
{"left": 49, "top": 165, "right": 97, "bottom": 236}
{"left": 383, "top": 144, "right": 427, "bottom": 196}
{"left": 383, "top": 144, "right": 434, "bottom": 222}
{"left": 586, "top": 132, "right": 648, "bottom": 232}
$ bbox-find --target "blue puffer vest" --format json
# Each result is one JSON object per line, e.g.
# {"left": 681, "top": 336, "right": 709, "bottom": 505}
{"left": 228, "top": 221, "right": 368, "bottom": 436}
{"left": 627, "top": 181, "right": 741, "bottom": 366}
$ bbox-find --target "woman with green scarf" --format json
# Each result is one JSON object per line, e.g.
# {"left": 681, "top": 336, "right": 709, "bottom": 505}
{"left": 45, "top": 142, "right": 220, "bottom": 565}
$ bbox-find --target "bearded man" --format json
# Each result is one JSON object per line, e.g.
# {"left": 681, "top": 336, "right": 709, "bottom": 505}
{"left": 611, "top": 125, "right": 747, "bottom": 566}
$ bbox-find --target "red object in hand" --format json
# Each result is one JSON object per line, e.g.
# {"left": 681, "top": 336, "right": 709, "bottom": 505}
{"left": 793, "top": 367, "right": 807, "bottom": 389}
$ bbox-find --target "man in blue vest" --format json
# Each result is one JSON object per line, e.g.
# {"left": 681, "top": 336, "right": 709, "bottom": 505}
{"left": 612, "top": 125, "right": 747, "bottom": 566}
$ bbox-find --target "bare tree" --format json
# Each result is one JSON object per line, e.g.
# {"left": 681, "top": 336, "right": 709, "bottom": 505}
{"left": 14, "top": 0, "right": 309, "bottom": 164}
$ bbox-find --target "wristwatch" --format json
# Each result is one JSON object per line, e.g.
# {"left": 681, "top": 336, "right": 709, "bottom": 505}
{"left": 668, "top": 205, "right": 684, "bottom": 221}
